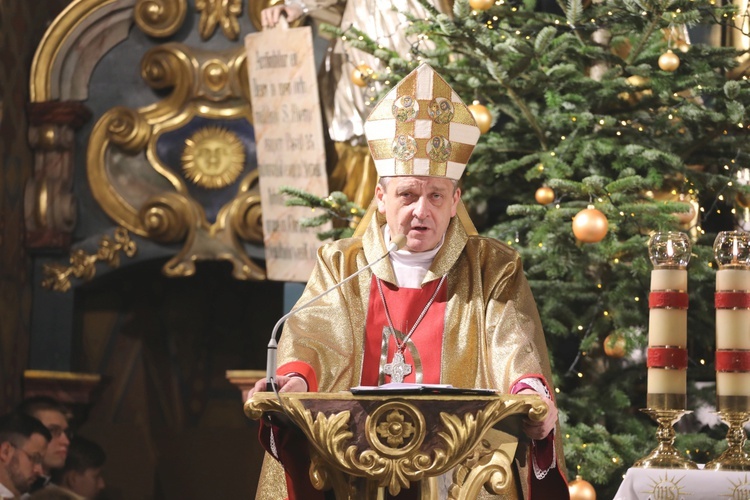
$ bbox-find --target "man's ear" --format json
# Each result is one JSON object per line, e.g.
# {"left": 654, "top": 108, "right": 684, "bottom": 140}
{"left": 375, "top": 182, "right": 386, "bottom": 214}
{"left": 450, "top": 187, "right": 461, "bottom": 218}
{"left": 0, "top": 441, "right": 14, "bottom": 464}
{"left": 65, "top": 470, "right": 80, "bottom": 490}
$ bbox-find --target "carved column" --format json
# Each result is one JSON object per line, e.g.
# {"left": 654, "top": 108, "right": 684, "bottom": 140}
{"left": 25, "top": 101, "right": 91, "bottom": 249}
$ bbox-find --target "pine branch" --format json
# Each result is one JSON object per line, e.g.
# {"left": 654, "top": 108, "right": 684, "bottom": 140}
{"left": 626, "top": 10, "right": 662, "bottom": 65}
{"left": 278, "top": 187, "right": 366, "bottom": 241}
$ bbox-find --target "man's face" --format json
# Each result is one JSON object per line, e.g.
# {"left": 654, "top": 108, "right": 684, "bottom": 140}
{"left": 376, "top": 176, "right": 460, "bottom": 253}
{"left": 69, "top": 467, "right": 105, "bottom": 499}
{"left": 33, "top": 409, "right": 70, "bottom": 471}
{"left": 7, "top": 434, "right": 46, "bottom": 494}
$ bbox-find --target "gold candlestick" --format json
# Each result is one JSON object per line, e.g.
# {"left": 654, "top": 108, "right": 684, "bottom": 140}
{"left": 638, "top": 233, "right": 695, "bottom": 470}
{"left": 705, "top": 411, "right": 750, "bottom": 471}
{"left": 709, "top": 232, "right": 750, "bottom": 471}
{"left": 705, "top": 402, "right": 750, "bottom": 471}
{"left": 633, "top": 408, "right": 698, "bottom": 469}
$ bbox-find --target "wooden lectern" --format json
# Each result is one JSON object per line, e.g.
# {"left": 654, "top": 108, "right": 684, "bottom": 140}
{"left": 245, "top": 391, "right": 546, "bottom": 499}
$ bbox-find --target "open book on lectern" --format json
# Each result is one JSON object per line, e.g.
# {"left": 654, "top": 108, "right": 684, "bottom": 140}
{"left": 349, "top": 383, "right": 498, "bottom": 396}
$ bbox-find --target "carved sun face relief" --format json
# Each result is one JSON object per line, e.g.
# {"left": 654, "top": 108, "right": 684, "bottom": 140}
{"left": 181, "top": 126, "right": 246, "bottom": 189}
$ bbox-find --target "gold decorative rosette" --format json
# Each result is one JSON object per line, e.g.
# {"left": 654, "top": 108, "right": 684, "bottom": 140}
{"left": 245, "top": 392, "right": 546, "bottom": 499}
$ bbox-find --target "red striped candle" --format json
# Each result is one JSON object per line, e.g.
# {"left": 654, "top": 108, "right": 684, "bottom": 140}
{"left": 647, "top": 232, "right": 691, "bottom": 409}
{"left": 713, "top": 231, "right": 750, "bottom": 404}
{"left": 715, "top": 275, "right": 750, "bottom": 399}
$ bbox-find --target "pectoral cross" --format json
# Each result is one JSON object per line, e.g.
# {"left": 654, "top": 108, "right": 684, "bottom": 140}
{"left": 383, "top": 351, "right": 412, "bottom": 383}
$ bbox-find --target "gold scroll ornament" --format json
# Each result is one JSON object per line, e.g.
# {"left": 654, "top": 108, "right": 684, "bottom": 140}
{"left": 246, "top": 392, "right": 546, "bottom": 499}
{"left": 42, "top": 227, "right": 137, "bottom": 292}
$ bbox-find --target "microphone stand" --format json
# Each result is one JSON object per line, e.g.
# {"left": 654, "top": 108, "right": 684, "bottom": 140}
{"left": 266, "top": 234, "right": 406, "bottom": 393}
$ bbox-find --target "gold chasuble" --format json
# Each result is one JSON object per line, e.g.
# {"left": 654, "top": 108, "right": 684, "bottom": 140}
{"left": 275, "top": 210, "right": 555, "bottom": 394}
{"left": 256, "top": 209, "right": 567, "bottom": 500}
{"left": 256, "top": 64, "right": 567, "bottom": 500}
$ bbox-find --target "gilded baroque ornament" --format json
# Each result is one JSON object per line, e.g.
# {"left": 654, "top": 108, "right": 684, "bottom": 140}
{"left": 196, "top": 0, "right": 242, "bottom": 40}
{"left": 245, "top": 393, "right": 546, "bottom": 499}
{"left": 42, "top": 227, "right": 137, "bottom": 292}
{"left": 376, "top": 410, "right": 416, "bottom": 447}
{"left": 134, "top": 0, "right": 188, "bottom": 38}
{"left": 27, "top": 0, "right": 292, "bottom": 282}
{"left": 367, "top": 401, "right": 425, "bottom": 456}
{"left": 181, "top": 126, "right": 245, "bottom": 189}
{"left": 86, "top": 41, "right": 265, "bottom": 280}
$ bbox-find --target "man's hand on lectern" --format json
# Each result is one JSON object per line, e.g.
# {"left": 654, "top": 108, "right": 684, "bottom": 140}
{"left": 261, "top": 4, "right": 305, "bottom": 29}
{"left": 247, "top": 375, "right": 308, "bottom": 399}
{"left": 517, "top": 388, "right": 558, "bottom": 441}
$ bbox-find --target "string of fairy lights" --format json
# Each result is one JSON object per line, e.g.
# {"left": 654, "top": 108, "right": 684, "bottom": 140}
{"left": 462, "top": 0, "right": 750, "bottom": 479}
{"left": 319, "top": 0, "right": 750, "bottom": 486}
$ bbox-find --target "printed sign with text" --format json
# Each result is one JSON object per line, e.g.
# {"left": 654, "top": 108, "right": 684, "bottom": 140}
{"left": 245, "top": 25, "right": 329, "bottom": 282}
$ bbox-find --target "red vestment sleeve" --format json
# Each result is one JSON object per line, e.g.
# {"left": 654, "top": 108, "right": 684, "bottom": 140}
{"left": 511, "top": 375, "right": 570, "bottom": 500}
{"left": 258, "top": 416, "right": 326, "bottom": 500}
{"left": 278, "top": 360, "right": 319, "bottom": 392}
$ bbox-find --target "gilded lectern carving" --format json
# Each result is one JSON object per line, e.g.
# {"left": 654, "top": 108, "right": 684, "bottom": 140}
{"left": 246, "top": 392, "right": 546, "bottom": 499}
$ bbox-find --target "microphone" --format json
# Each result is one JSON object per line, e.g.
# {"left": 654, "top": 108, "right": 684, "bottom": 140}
{"left": 265, "top": 233, "right": 407, "bottom": 392}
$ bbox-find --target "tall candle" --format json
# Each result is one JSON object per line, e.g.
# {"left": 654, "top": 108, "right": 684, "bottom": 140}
{"left": 646, "top": 232, "right": 691, "bottom": 410}
{"left": 713, "top": 230, "right": 750, "bottom": 407}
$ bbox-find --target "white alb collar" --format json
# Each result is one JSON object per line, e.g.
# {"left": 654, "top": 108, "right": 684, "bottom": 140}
{"left": 383, "top": 225, "right": 444, "bottom": 288}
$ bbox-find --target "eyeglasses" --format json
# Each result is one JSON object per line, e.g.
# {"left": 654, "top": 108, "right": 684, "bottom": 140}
{"left": 12, "top": 445, "right": 44, "bottom": 466}
{"left": 46, "top": 425, "right": 73, "bottom": 440}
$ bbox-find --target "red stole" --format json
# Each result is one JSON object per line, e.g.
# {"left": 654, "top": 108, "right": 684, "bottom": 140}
{"left": 361, "top": 275, "right": 447, "bottom": 386}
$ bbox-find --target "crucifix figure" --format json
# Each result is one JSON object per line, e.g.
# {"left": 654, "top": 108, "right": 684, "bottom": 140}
{"left": 383, "top": 351, "right": 412, "bottom": 383}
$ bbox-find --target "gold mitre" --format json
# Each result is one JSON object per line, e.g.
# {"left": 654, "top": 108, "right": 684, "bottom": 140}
{"left": 364, "top": 63, "right": 480, "bottom": 180}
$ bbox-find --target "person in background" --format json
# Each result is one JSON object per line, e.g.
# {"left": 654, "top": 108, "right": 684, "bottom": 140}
{"left": 16, "top": 398, "right": 71, "bottom": 493}
{"left": 0, "top": 413, "right": 51, "bottom": 499}
{"left": 53, "top": 437, "right": 105, "bottom": 500}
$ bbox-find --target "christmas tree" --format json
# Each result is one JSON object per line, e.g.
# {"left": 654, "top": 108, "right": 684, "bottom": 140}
{"left": 285, "top": 0, "right": 750, "bottom": 496}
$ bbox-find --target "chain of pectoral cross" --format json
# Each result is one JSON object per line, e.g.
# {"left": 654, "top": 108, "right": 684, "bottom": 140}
{"left": 377, "top": 275, "right": 446, "bottom": 383}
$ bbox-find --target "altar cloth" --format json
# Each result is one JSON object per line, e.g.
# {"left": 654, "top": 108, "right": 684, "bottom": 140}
{"left": 614, "top": 466, "right": 750, "bottom": 499}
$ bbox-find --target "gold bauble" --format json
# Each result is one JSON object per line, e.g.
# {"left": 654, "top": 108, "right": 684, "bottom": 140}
{"left": 603, "top": 333, "right": 626, "bottom": 359}
{"left": 626, "top": 75, "right": 646, "bottom": 87}
{"left": 569, "top": 475, "right": 596, "bottom": 500}
{"left": 572, "top": 207, "right": 608, "bottom": 243}
{"left": 469, "top": 0, "right": 494, "bottom": 10}
{"left": 611, "top": 39, "right": 631, "bottom": 60}
{"left": 622, "top": 75, "right": 652, "bottom": 103}
{"left": 674, "top": 200, "right": 696, "bottom": 225}
{"left": 468, "top": 102, "right": 492, "bottom": 134}
{"left": 648, "top": 189, "right": 697, "bottom": 226}
{"left": 658, "top": 50, "right": 680, "bottom": 72}
{"left": 351, "top": 64, "right": 373, "bottom": 87}
{"left": 535, "top": 186, "right": 555, "bottom": 205}
{"left": 737, "top": 191, "right": 750, "bottom": 209}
